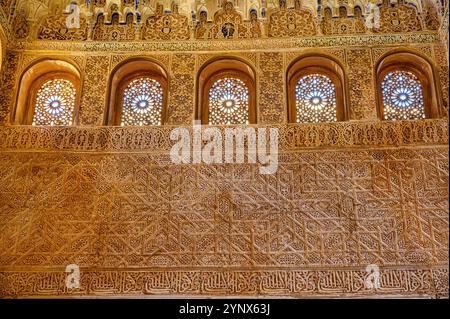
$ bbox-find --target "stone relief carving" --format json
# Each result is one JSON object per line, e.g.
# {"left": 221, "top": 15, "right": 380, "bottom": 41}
{"left": 142, "top": 9, "right": 190, "bottom": 40}
{"left": 38, "top": 13, "right": 88, "bottom": 41}
{"left": 268, "top": 1, "right": 317, "bottom": 37}
{"left": 195, "top": 1, "right": 262, "bottom": 39}
{"left": 0, "top": 123, "right": 447, "bottom": 297}
{"left": 0, "top": 0, "right": 448, "bottom": 300}
{"left": 374, "top": 3, "right": 423, "bottom": 33}
{"left": 1, "top": 0, "right": 444, "bottom": 43}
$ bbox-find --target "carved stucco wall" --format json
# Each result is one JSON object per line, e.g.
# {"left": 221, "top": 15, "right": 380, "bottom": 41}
{"left": 0, "top": 32, "right": 448, "bottom": 298}
{"left": 0, "top": 121, "right": 448, "bottom": 298}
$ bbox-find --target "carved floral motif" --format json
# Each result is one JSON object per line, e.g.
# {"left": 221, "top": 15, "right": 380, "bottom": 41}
{"left": 375, "top": 4, "right": 423, "bottom": 33}
{"left": 38, "top": 14, "right": 88, "bottom": 41}
{"left": 142, "top": 12, "right": 190, "bottom": 41}
{"left": 268, "top": 6, "right": 317, "bottom": 37}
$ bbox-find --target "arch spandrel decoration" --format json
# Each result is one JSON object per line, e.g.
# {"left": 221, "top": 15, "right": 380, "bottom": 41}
{"left": 11, "top": 9, "right": 29, "bottom": 39}
{"left": 423, "top": 4, "right": 440, "bottom": 30}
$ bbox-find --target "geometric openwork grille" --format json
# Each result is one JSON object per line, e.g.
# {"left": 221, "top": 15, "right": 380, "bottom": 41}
{"left": 295, "top": 74, "right": 337, "bottom": 123}
{"left": 121, "top": 77, "right": 164, "bottom": 126}
{"left": 381, "top": 70, "right": 426, "bottom": 121}
{"left": 208, "top": 77, "right": 249, "bottom": 125}
{"left": 32, "top": 78, "right": 76, "bottom": 126}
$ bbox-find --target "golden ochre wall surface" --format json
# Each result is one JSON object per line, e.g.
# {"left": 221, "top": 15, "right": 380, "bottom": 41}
{"left": 0, "top": 1, "right": 449, "bottom": 298}
{"left": 0, "top": 121, "right": 448, "bottom": 298}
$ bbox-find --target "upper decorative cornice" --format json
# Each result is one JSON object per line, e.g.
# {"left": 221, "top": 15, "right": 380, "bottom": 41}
{"left": 12, "top": 31, "right": 440, "bottom": 53}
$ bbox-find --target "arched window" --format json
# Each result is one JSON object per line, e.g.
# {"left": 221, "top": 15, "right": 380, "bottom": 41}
{"left": 32, "top": 78, "right": 77, "bottom": 126}
{"left": 380, "top": 70, "right": 425, "bottom": 120}
{"left": 106, "top": 58, "right": 168, "bottom": 126}
{"left": 12, "top": 59, "right": 81, "bottom": 125}
{"left": 376, "top": 50, "right": 442, "bottom": 120}
{"left": 198, "top": 58, "right": 256, "bottom": 124}
{"left": 287, "top": 55, "right": 348, "bottom": 123}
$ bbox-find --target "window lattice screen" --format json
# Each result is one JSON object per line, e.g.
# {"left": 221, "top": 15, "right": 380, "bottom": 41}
{"left": 208, "top": 77, "right": 250, "bottom": 125}
{"left": 121, "top": 77, "right": 164, "bottom": 126}
{"left": 33, "top": 78, "right": 76, "bottom": 126}
{"left": 295, "top": 74, "right": 337, "bottom": 123}
{"left": 381, "top": 70, "right": 425, "bottom": 121}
